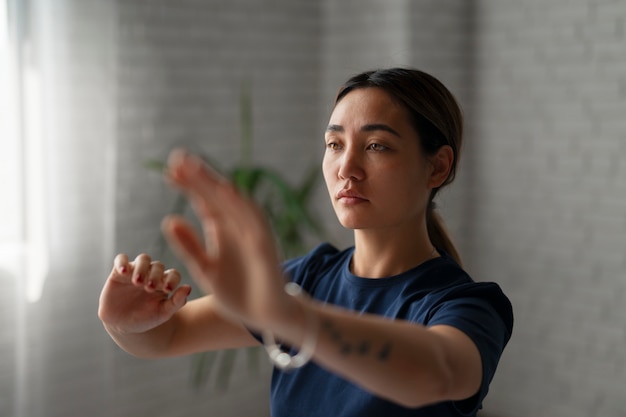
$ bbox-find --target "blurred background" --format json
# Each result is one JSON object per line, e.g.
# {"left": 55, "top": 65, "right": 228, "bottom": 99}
{"left": 1, "top": 0, "right": 625, "bottom": 416}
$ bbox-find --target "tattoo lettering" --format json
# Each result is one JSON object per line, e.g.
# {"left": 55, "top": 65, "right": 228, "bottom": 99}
{"left": 357, "top": 340, "right": 371, "bottom": 355}
{"left": 377, "top": 342, "right": 392, "bottom": 360}
{"left": 321, "top": 319, "right": 392, "bottom": 361}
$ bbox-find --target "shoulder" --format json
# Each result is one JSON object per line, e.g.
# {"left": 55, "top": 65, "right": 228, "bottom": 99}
{"left": 429, "top": 272, "right": 513, "bottom": 335}
{"left": 424, "top": 258, "right": 514, "bottom": 370}
{"left": 420, "top": 254, "right": 513, "bottom": 329}
{"left": 405, "top": 255, "right": 514, "bottom": 351}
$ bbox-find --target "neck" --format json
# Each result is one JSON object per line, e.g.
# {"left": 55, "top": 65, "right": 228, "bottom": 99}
{"left": 351, "top": 225, "right": 438, "bottom": 278}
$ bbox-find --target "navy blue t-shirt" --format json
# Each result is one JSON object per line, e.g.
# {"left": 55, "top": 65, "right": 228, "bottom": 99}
{"left": 269, "top": 243, "right": 513, "bottom": 417}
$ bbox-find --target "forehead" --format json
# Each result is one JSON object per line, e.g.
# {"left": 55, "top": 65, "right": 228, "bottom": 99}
{"left": 329, "top": 87, "right": 411, "bottom": 131}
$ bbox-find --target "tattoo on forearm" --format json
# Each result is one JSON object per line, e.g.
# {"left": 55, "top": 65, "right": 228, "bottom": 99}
{"left": 377, "top": 342, "right": 392, "bottom": 360}
{"left": 321, "top": 319, "right": 392, "bottom": 361}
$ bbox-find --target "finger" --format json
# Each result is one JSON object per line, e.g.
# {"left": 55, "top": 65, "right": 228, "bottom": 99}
{"left": 109, "top": 254, "right": 132, "bottom": 283}
{"left": 145, "top": 260, "right": 165, "bottom": 292}
{"left": 189, "top": 197, "right": 225, "bottom": 256}
{"left": 131, "top": 253, "right": 152, "bottom": 286}
{"left": 166, "top": 149, "right": 227, "bottom": 191}
{"left": 166, "top": 151, "right": 259, "bottom": 252}
{"left": 161, "top": 284, "right": 192, "bottom": 317}
{"left": 163, "top": 268, "right": 182, "bottom": 293}
{"left": 161, "top": 215, "right": 215, "bottom": 293}
{"left": 166, "top": 150, "right": 235, "bottom": 224}
{"left": 164, "top": 151, "right": 222, "bottom": 247}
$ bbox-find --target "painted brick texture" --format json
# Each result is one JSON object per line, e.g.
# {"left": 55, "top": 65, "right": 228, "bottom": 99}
{"left": 468, "top": 1, "right": 626, "bottom": 416}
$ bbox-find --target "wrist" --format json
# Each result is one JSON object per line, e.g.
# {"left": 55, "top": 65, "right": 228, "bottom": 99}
{"left": 262, "top": 283, "right": 319, "bottom": 371}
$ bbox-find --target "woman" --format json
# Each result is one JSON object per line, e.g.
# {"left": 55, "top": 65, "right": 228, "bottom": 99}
{"left": 98, "top": 68, "right": 513, "bottom": 416}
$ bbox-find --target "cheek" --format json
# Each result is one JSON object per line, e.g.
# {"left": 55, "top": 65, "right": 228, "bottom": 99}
{"left": 383, "top": 170, "right": 429, "bottom": 208}
{"left": 322, "top": 157, "right": 334, "bottom": 187}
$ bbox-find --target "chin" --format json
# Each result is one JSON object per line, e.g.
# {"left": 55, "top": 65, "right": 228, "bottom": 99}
{"left": 334, "top": 207, "right": 381, "bottom": 230}
{"left": 337, "top": 217, "right": 370, "bottom": 230}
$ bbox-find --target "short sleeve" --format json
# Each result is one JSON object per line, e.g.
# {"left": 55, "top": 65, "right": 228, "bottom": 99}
{"left": 426, "top": 283, "right": 514, "bottom": 416}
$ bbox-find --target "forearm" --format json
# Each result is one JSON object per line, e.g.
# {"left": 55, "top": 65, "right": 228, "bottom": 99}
{"left": 103, "top": 317, "right": 178, "bottom": 359}
{"left": 103, "top": 296, "right": 260, "bottom": 358}
{"left": 270, "top": 299, "right": 458, "bottom": 408}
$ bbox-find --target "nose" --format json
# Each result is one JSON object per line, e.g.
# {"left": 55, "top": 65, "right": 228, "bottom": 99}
{"left": 337, "top": 148, "right": 365, "bottom": 181}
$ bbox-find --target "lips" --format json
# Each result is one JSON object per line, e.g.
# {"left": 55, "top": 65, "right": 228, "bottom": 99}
{"left": 336, "top": 189, "right": 369, "bottom": 202}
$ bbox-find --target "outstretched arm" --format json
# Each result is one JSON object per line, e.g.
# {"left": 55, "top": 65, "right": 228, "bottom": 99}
{"left": 163, "top": 149, "right": 483, "bottom": 407}
{"left": 273, "top": 298, "right": 482, "bottom": 407}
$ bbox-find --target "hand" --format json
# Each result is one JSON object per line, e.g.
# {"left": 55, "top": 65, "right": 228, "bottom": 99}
{"left": 161, "top": 149, "right": 295, "bottom": 330}
{"left": 98, "top": 253, "right": 192, "bottom": 334}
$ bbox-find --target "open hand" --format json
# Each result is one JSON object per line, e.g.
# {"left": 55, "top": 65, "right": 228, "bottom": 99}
{"left": 161, "top": 150, "right": 294, "bottom": 330}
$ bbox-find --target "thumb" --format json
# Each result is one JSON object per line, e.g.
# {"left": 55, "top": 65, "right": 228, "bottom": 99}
{"left": 161, "top": 285, "right": 192, "bottom": 317}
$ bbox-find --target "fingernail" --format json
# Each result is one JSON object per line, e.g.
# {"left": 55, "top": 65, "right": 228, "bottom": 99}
{"left": 135, "top": 274, "right": 143, "bottom": 284}
{"left": 148, "top": 280, "right": 155, "bottom": 289}
{"left": 165, "top": 283, "right": 173, "bottom": 292}
{"left": 119, "top": 266, "right": 127, "bottom": 274}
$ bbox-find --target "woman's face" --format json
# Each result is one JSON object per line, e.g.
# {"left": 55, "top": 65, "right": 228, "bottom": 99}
{"left": 322, "top": 87, "right": 433, "bottom": 232}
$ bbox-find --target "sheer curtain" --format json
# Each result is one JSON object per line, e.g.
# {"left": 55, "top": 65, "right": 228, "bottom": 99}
{"left": 0, "top": 0, "right": 118, "bottom": 416}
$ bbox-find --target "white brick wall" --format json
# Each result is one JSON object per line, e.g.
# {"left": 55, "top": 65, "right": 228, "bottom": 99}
{"left": 468, "top": 1, "right": 626, "bottom": 416}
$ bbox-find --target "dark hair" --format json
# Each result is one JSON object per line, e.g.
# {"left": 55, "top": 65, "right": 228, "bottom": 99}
{"left": 334, "top": 68, "right": 463, "bottom": 265}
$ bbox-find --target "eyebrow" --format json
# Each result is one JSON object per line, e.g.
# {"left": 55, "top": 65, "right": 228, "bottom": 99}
{"left": 326, "top": 123, "right": 401, "bottom": 138}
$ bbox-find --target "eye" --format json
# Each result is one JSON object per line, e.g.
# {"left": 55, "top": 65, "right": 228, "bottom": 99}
{"left": 367, "top": 143, "right": 387, "bottom": 152}
{"left": 326, "top": 142, "right": 341, "bottom": 151}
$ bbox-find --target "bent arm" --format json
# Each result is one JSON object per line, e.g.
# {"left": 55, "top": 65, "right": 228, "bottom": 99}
{"left": 104, "top": 295, "right": 259, "bottom": 359}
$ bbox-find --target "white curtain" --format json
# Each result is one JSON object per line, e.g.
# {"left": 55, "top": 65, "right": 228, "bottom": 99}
{"left": 0, "top": 0, "right": 118, "bottom": 416}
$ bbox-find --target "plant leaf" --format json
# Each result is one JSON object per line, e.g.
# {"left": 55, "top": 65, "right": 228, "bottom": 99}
{"left": 215, "top": 349, "right": 237, "bottom": 391}
{"left": 190, "top": 351, "right": 218, "bottom": 388}
{"left": 143, "top": 159, "right": 168, "bottom": 172}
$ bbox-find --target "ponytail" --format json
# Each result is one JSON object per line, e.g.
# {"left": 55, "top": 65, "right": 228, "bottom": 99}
{"left": 427, "top": 203, "right": 462, "bottom": 266}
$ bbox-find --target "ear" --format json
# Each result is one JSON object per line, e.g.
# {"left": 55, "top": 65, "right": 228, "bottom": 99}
{"left": 427, "top": 145, "right": 454, "bottom": 189}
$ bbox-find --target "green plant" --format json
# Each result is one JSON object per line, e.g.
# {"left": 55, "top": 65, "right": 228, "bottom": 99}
{"left": 145, "top": 80, "right": 324, "bottom": 391}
